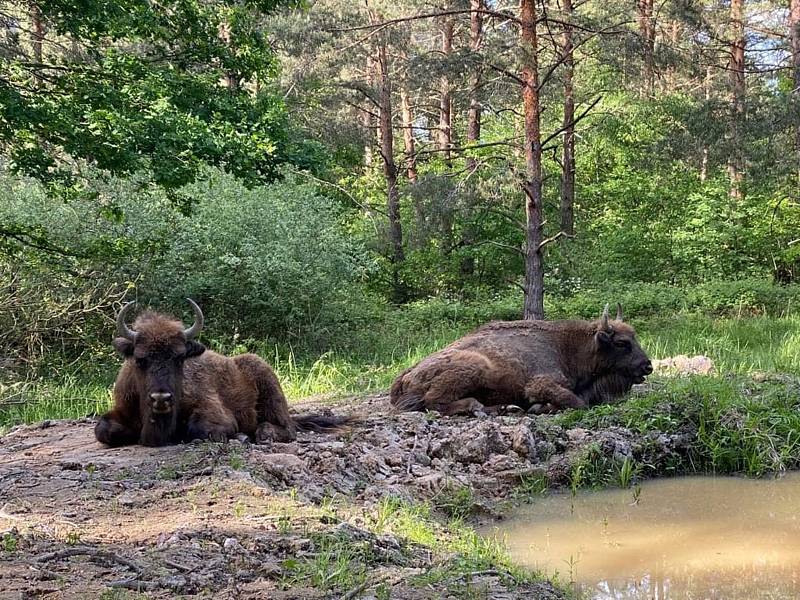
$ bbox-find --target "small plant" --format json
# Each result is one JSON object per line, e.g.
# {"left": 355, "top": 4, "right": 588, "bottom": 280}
{"left": 228, "top": 449, "right": 245, "bottom": 470}
{"left": 233, "top": 500, "right": 246, "bottom": 519}
{"left": 616, "top": 456, "right": 638, "bottom": 488}
{"left": 432, "top": 483, "right": 474, "bottom": 520}
{"left": 156, "top": 465, "right": 178, "bottom": 480}
{"left": 277, "top": 515, "right": 292, "bottom": 534}
{"left": 66, "top": 530, "right": 81, "bottom": 545}
{"left": 514, "top": 473, "right": 549, "bottom": 502}
{"left": 630, "top": 484, "right": 642, "bottom": 505}
{"left": 2, "top": 531, "right": 18, "bottom": 552}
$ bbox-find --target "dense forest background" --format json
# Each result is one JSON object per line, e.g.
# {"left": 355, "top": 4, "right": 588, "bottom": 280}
{"left": 1, "top": 0, "right": 799, "bottom": 387}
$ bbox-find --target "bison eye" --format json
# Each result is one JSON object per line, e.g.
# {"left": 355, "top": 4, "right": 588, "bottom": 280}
{"left": 135, "top": 357, "right": 150, "bottom": 369}
{"left": 614, "top": 340, "right": 632, "bottom": 351}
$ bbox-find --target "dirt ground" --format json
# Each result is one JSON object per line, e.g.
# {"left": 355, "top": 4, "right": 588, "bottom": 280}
{"left": 0, "top": 390, "right": 695, "bottom": 599}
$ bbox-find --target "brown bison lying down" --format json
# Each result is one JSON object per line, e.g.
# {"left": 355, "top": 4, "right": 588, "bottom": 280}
{"left": 96, "top": 300, "right": 347, "bottom": 447}
{"left": 390, "top": 304, "right": 652, "bottom": 416}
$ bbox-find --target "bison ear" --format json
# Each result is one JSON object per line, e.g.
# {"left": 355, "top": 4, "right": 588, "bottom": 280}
{"left": 112, "top": 337, "right": 134, "bottom": 357}
{"left": 185, "top": 340, "right": 206, "bottom": 358}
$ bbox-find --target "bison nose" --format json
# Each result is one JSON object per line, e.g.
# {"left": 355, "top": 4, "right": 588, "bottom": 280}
{"left": 642, "top": 361, "right": 653, "bottom": 375}
{"left": 150, "top": 392, "right": 172, "bottom": 402}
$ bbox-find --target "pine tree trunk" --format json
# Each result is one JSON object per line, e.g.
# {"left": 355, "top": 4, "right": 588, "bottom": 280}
{"left": 728, "top": 0, "right": 746, "bottom": 202}
{"left": 560, "top": 0, "right": 575, "bottom": 237}
{"left": 362, "top": 54, "right": 375, "bottom": 168}
{"left": 438, "top": 12, "right": 454, "bottom": 166}
{"left": 700, "top": 65, "right": 712, "bottom": 181}
{"left": 400, "top": 86, "right": 417, "bottom": 183}
{"left": 377, "top": 38, "right": 405, "bottom": 302}
{"left": 521, "top": 0, "right": 545, "bottom": 320}
{"left": 790, "top": 0, "right": 800, "bottom": 182}
{"left": 466, "top": 0, "right": 484, "bottom": 173}
{"left": 31, "top": 3, "right": 44, "bottom": 87}
{"left": 637, "top": 0, "right": 655, "bottom": 95}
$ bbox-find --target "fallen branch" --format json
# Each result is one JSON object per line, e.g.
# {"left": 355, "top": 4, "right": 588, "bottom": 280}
{"left": 36, "top": 546, "right": 143, "bottom": 575}
{"left": 108, "top": 578, "right": 161, "bottom": 591}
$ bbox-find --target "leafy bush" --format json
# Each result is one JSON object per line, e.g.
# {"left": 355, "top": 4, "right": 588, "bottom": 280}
{"left": 144, "top": 169, "right": 370, "bottom": 345}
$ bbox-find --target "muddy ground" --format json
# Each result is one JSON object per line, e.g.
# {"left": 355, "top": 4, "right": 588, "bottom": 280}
{"left": 0, "top": 386, "right": 698, "bottom": 599}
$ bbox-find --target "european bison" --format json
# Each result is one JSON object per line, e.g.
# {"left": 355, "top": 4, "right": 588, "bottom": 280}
{"left": 96, "top": 299, "right": 347, "bottom": 447}
{"left": 390, "top": 304, "right": 652, "bottom": 416}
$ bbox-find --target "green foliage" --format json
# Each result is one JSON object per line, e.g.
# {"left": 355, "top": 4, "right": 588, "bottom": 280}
{"left": 148, "top": 168, "right": 369, "bottom": 343}
{"left": 2, "top": 0, "right": 297, "bottom": 193}
{"left": 555, "top": 375, "right": 800, "bottom": 478}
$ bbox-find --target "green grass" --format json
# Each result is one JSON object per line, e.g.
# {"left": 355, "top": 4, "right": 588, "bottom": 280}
{"left": 638, "top": 314, "right": 800, "bottom": 375}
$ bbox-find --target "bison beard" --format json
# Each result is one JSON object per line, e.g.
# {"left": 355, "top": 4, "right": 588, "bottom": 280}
{"left": 390, "top": 304, "right": 653, "bottom": 416}
{"left": 96, "top": 300, "right": 349, "bottom": 447}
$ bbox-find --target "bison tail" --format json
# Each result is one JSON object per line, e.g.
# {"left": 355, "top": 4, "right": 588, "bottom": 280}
{"left": 293, "top": 413, "right": 352, "bottom": 434}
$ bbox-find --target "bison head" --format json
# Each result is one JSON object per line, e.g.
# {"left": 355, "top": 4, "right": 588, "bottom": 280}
{"left": 113, "top": 299, "right": 206, "bottom": 445}
{"left": 594, "top": 303, "right": 652, "bottom": 385}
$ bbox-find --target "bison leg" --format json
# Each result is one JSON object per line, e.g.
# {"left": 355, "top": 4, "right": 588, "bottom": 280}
{"left": 95, "top": 411, "right": 139, "bottom": 447}
{"left": 234, "top": 354, "right": 296, "bottom": 443}
{"left": 185, "top": 399, "right": 239, "bottom": 443}
{"left": 525, "top": 375, "right": 585, "bottom": 414}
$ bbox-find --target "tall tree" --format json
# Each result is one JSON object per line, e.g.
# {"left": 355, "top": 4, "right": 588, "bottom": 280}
{"left": 376, "top": 30, "right": 406, "bottom": 301}
{"left": 438, "top": 9, "right": 455, "bottom": 165}
{"left": 465, "top": 0, "right": 484, "bottom": 173}
{"left": 637, "top": 0, "right": 656, "bottom": 95}
{"left": 560, "top": 0, "right": 576, "bottom": 236}
{"left": 728, "top": 0, "right": 746, "bottom": 202}
{"left": 790, "top": 0, "right": 800, "bottom": 182}
{"left": 520, "top": 0, "right": 545, "bottom": 319}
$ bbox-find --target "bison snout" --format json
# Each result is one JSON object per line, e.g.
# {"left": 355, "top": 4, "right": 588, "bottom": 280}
{"left": 642, "top": 361, "right": 653, "bottom": 375}
{"left": 150, "top": 392, "right": 173, "bottom": 414}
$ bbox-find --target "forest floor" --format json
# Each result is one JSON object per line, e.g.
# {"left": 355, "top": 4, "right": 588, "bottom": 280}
{"left": 2, "top": 356, "right": 799, "bottom": 599}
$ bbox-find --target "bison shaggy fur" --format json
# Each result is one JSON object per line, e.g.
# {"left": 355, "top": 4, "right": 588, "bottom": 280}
{"left": 96, "top": 302, "right": 346, "bottom": 447}
{"left": 390, "top": 306, "right": 652, "bottom": 416}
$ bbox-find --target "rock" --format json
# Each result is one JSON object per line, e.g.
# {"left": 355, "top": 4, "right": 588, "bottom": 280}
{"left": 652, "top": 354, "right": 714, "bottom": 376}
{"left": 117, "top": 492, "right": 136, "bottom": 507}
{"left": 261, "top": 453, "right": 306, "bottom": 478}
{"left": 223, "top": 537, "right": 241, "bottom": 552}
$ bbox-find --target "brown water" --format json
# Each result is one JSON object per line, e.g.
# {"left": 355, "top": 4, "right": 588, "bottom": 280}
{"left": 484, "top": 474, "right": 800, "bottom": 599}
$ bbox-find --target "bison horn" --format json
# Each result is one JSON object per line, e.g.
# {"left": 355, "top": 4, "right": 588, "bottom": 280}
{"left": 182, "top": 298, "right": 204, "bottom": 340}
{"left": 116, "top": 301, "right": 138, "bottom": 342}
{"left": 616, "top": 303, "right": 624, "bottom": 321}
{"left": 601, "top": 303, "right": 610, "bottom": 330}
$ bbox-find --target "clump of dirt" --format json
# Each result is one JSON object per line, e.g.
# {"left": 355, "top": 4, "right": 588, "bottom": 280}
{"left": 0, "top": 392, "right": 695, "bottom": 598}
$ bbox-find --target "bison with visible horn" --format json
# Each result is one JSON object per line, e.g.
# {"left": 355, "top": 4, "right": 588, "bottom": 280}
{"left": 96, "top": 299, "right": 348, "bottom": 447}
{"left": 390, "top": 304, "right": 652, "bottom": 416}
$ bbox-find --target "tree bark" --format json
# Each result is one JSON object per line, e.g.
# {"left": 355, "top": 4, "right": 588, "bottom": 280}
{"left": 728, "top": 0, "right": 746, "bottom": 202}
{"left": 700, "top": 65, "right": 711, "bottom": 181}
{"left": 31, "top": 2, "right": 44, "bottom": 87}
{"left": 400, "top": 86, "right": 417, "bottom": 183}
{"left": 466, "top": 0, "right": 484, "bottom": 173}
{"left": 560, "top": 0, "right": 575, "bottom": 236}
{"left": 521, "top": 0, "right": 545, "bottom": 320}
{"left": 377, "top": 36, "right": 405, "bottom": 302}
{"left": 790, "top": 0, "right": 800, "bottom": 182}
{"left": 218, "top": 21, "right": 239, "bottom": 91}
{"left": 362, "top": 54, "right": 376, "bottom": 168}
{"left": 438, "top": 11, "right": 454, "bottom": 166}
{"left": 637, "top": 0, "right": 655, "bottom": 95}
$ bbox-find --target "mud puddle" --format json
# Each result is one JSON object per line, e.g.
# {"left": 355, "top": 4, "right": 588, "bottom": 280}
{"left": 484, "top": 474, "right": 800, "bottom": 599}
